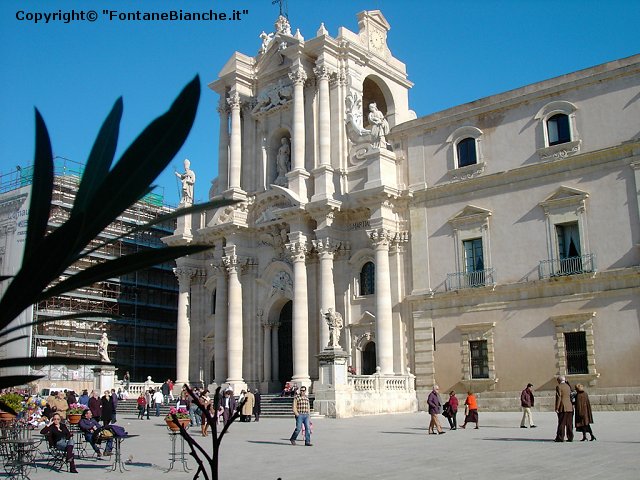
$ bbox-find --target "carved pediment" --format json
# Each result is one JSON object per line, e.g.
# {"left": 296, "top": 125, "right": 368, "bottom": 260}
{"left": 251, "top": 78, "right": 294, "bottom": 117}
{"left": 448, "top": 205, "right": 492, "bottom": 229}
{"left": 252, "top": 187, "right": 302, "bottom": 226}
{"left": 539, "top": 186, "right": 589, "bottom": 211}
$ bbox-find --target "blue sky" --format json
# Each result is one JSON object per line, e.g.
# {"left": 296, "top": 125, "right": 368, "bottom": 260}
{"left": 1, "top": 0, "right": 638, "bottom": 206}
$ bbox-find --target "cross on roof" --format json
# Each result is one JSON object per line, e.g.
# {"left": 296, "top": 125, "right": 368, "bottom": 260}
{"left": 271, "top": 0, "right": 288, "bottom": 18}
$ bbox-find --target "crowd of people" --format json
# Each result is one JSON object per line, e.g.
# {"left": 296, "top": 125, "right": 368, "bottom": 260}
{"left": 422, "top": 377, "right": 596, "bottom": 443}
{"left": 0, "top": 372, "right": 601, "bottom": 473}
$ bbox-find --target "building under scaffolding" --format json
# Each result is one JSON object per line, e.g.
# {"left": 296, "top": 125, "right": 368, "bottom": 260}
{"left": 0, "top": 158, "right": 179, "bottom": 385}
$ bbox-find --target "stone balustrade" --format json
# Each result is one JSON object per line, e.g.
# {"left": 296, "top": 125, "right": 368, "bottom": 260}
{"left": 348, "top": 372, "right": 415, "bottom": 393}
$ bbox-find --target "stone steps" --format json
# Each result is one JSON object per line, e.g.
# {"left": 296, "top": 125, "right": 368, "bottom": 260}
{"left": 112, "top": 394, "right": 317, "bottom": 418}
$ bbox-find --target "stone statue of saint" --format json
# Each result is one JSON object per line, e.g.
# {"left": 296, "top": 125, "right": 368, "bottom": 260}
{"left": 368, "top": 103, "right": 390, "bottom": 149}
{"left": 323, "top": 308, "right": 344, "bottom": 348}
{"left": 274, "top": 137, "right": 291, "bottom": 186}
{"left": 98, "top": 332, "right": 111, "bottom": 363}
{"left": 175, "top": 158, "right": 196, "bottom": 205}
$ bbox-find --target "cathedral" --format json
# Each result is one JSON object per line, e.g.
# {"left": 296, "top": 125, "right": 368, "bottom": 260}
{"left": 163, "top": 11, "right": 640, "bottom": 415}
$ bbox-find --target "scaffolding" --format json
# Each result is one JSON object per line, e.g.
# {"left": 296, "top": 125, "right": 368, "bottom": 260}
{"left": 1, "top": 157, "right": 180, "bottom": 382}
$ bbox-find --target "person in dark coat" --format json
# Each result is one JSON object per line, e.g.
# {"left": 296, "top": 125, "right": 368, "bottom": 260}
{"left": 574, "top": 383, "right": 596, "bottom": 441}
{"left": 253, "top": 389, "right": 262, "bottom": 422}
{"left": 555, "top": 376, "right": 574, "bottom": 442}
{"left": 444, "top": 391, "right": 459, "bottom": 430}
{"left": 222, "top": 389, "right": 237, "bottom": 424}
{"left": 88, "top": 390, "right": 102, "bottom": 422}
{"left": 520, "top": 383, "right": 537, "bottom": 428}
{"left": 427, "top": 385, "right": 445, "bottom": 434}
{"left": 100, "top": 390, "right": 114, "bottom": 427}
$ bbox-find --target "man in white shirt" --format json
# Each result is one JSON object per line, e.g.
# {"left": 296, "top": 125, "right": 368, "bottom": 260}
{"left": 152, "top": 388, "right": 164, "bottom": 417}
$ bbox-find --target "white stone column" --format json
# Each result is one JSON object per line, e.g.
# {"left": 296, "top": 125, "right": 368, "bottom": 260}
{"left": 213, "top": 262, "right": 228, "bottom": 385}
{"left": 223, "top": 245, "right": 244, "bottom": 384}
{"left": 287, "top": 67, "right": 309, "bottom": 199}
{"left": 287, "top": 238, "right": 310, "bottom": 387}
{"left": 311, "top": 65, "right": 335, "bottom": 201}
{"left": 217, "top": 101, "right": 229, "bottom": 193}
{"left": 312, "top": 237, "right": 337, "bottom": 349}
{"left": 174, "top": 267, "right": 195, "bottom": 385}
{"left": 368, "top": 228, "right": 394, "bottom": 375}
{"left": 289, "top": 67, "right": 307, "bottom": 170}
{"left": 262, "top": 322, "right": 272, "bottom": 383}
{"left": 315, "top": 65, "right": 331, "bottom": 167}
{"left": 227, "top": 91, "right": 242, "bottom": 190}
{"left": 271, "top": 325, "right": 279, "bottom": 382}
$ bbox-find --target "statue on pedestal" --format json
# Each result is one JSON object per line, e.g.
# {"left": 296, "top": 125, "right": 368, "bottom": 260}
{"left": 322, "top": 308, "right": 344, "bottom": 348}
{"left": 175, "top": 158, "right": 196, "bottom": 205}
{"left": 98, "top": 332, "right": 111, "bottom": 363}
{"left": 368, "top": 103, "right": 390, "bottom": 149}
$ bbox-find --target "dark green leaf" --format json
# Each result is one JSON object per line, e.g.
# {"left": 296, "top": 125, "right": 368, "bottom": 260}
{"left": 0, "top": 311, "right": 117, "bottom": 339}
{"left": 0, "top": 377, "right": 44, "bottom": 392}
{"left": 23, "top": 109, "right": 53, "bottom": 261}
{"left": 0, "top": 215, "right": 87, "bottom": 330}
{"left": 40, "top": 244, "right": 210, "bottom": 300}
{"left": 0, "top": 356, "right": 111, "bottom": 369}
{"left": 80, "top": 198, "right": 238, "bottom": 258}
{"left": 0, "top": 335, "right": 28, "bottom": 348}
{"left": 78, "top": 75, "right": 201, "bottom": 248}
{"left": 72, "top": 98, "right": 123, "bottom": 217}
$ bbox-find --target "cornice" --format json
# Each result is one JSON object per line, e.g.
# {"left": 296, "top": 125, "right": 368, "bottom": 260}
{"left": 411, "top": 142, "right": 639, "bottom": 205}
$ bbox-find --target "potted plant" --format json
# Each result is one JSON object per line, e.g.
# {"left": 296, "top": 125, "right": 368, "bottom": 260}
{"left": 67, "top": 403, "right": 85, "bottom": 424}
{"left": 0, "top": 392, "right": 25, "bottom": 420}
{"left": 165, "top": 407, "right": 190, "bottom": 431}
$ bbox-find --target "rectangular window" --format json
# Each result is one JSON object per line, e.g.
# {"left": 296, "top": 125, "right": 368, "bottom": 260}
{"left": 463, "top": 238, "right": 485, "bottom": 286}
{"left": 564, "top": 332, "right": 588, "bottom": 374}
{"left": 470, "top": 340, "right": 489, "bottom": 379}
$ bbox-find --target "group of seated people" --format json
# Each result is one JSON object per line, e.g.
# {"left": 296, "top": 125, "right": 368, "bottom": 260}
{"left": 280, "top": 382, "right": 298, "bottom": 397}
{"left": 40, "top": 409, "right": 113, "bottom": 474}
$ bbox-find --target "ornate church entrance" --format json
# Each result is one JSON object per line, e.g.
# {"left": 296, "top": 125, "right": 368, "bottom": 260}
{"left": 362, "top": 341, "right": 377, "bottom": 375}
{"left": 277, "top": 300, "right": 293, "bottom": 387}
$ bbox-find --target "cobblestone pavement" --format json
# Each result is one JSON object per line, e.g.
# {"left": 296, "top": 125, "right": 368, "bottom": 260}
{"left": 21, "top": 410, "right": 639, "bottom": 479}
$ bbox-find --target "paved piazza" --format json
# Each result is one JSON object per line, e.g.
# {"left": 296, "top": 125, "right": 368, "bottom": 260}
{"left": 22, "top": 410, "right": 639, "bottom": 479}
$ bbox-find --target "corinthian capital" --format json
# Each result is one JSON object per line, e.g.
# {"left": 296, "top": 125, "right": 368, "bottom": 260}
{"left": 222, "top": 253, "right": 239, "bottom": 274}
{"left": 312, "top": 237, "right": 340, "bottom": 257}
{"left": 313, "top": 65, "right": 331, "bottom": 81}
{"left": 217, "top": 98, "right": 230, "bottom": 115}
{"left": 227, "top": 91, "right": 241, "bottom": 109}
{"left": 173, "top": 267, "right": 198, "bottom": 283}
{"left": 286, "top": 241, "right": 308, "bottom": 263}
{"left": 367, "top": 228, "right": 393, "bottom": 249}
{"left": 288, "top": 68, "right": 307, "bottom": 86}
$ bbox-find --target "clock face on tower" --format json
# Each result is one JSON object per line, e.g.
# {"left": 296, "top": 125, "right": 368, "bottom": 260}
{"left": 369, "top": 29, "right": 385, "bottom": 51}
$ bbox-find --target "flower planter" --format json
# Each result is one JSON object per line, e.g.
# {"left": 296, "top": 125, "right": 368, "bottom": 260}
{"left": 165, "top": 418, "right": 190, "bottom": 431}
{"left": 68, "top": 414, "right": 82, "bottom": 425}
{"left": 0, "top": 411, "right": 16, "bottom": 422}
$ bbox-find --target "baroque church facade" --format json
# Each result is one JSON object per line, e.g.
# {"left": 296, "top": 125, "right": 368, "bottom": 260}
{"left": 164, "top": 11, "right": 640, "bottom": 413}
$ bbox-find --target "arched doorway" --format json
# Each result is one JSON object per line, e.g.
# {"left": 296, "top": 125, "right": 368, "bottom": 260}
{"left": 362, "top": 341, "right": 377, "bottom": 375}
{"left": 277, "top": 300, "right": 293, "bottom": 387}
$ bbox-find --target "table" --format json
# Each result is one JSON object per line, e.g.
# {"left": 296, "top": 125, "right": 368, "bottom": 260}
{"left": 165, "top": 431, "right": 191, "bottom": 472}
{"left": 0, "top": 438, "right": 38, "bottom": 480}
{"left": 109, "top": 434, "right": 138, "bottom": 473}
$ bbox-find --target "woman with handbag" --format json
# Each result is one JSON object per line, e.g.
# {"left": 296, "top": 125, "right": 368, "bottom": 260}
{"left": 460, "top": 391, "right": 479, "bottom": 429}
{"left": 41, "top": 413, "right": 79, "bottom": 473}
{"left": 445, "top": 391, "right": 459, "bottom": 430}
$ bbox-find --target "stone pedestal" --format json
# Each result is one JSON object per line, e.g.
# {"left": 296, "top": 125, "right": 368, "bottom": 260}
{"left": 92, "top": 365, "right": 116, "bottom": 393}
{"left": 313, "top": 347, "right": 353, "bottom": 418}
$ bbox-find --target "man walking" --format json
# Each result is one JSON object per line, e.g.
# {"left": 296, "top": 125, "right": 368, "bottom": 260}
{"left": 289, "top": 386, "right": 312, "bottom": 446}
{"left": 520, "top": 383, "right": 537, "bottom": 428}
{"left": 555, "top": 376, "right": 574, "bottom": 442}
{"left": 153, "top": 388, "right": 164, "bottom": 417}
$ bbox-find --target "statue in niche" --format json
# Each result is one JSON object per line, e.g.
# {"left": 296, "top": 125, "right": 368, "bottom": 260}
{"left": 322, "top": 308, "right": 344, "bottom": 348}
{"left": 368, "top": 103, "right": 390, "bottom": 148}
{"left": 98, "top": 332, "right": 111, "bottom": 363}
{"left": 175, "top": 158, "right": 196, "bottom": 205}
{"left": 274, "top": 137, "right": 291, "bottom": 186}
